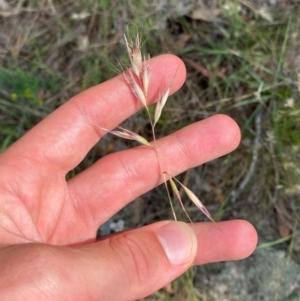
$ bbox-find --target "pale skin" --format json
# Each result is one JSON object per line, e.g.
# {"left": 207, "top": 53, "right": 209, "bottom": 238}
{"left": 0, "top": 55, "right": 257, "bottom": 300}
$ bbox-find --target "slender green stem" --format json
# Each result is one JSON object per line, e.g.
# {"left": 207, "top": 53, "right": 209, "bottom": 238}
{"left": 145, "top": 107, "right": 177, "bottom": 221}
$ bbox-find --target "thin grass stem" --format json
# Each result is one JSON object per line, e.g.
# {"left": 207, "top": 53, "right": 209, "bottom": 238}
{"left": 146, "top": 107, "right": 177, "bottom": 221}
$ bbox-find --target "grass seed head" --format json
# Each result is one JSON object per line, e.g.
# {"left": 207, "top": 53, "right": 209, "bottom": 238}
{"left": 169, "top": 178, "right": 181, "bottom": 203}
{"left": 93, "top": 125, "right": 150, "bottom": 146}
{"left": 169, "top": 178, "right": 193, "bottom": 223}
{"left": 181, "top": 185, "right": 215, "bottom": 222}
{"left": 125, "top": 70, "right": 148, "bottom": 108}
{"left": 154, "top": 65, "right": 179, "bottom": 126}
{"left": 154, "top": 86, "right": 171, "bottom": 125}
{"left": 111, "top": 126, "right": 150, "bottom": 146}
{"left": 124, "top": 33, "right": 142, "bottom": 77}
{"left": 142, "top": 59, "right": 151, "bottom": 96}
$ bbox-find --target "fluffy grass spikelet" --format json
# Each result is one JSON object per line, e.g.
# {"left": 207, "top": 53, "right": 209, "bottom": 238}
{"left": 141, "top": 56, "right": 150, "bottom": 95}
{"left": 124, "top": 33, "right": 142, "bottom": 77}
{"left": 154, "top": 86, "right": 171, "bottom": 126}
{"left": 174, "top": 178, "right": 215, "bottom": 223}
{"left": 95, "top": 125, "right": 150, "bottom": 146}
{"left": 125, "top": 70, "right": 148, "bottom": 108}
{"left": 111, "top": 126, "right": 151, "bottom": 146}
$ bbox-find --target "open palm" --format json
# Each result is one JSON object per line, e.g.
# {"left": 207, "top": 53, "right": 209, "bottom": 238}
{"left": 0, "top": 55, "right": 257, "bottom": 301}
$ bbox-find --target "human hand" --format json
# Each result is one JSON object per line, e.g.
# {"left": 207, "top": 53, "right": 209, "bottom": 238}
{"left": 0, "top": 55, "right": 257, "bottom": 300}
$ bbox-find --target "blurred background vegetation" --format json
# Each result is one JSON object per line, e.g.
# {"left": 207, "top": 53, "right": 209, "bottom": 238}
{"left": 0, "top": 0, "right": 300, "bottom": 300}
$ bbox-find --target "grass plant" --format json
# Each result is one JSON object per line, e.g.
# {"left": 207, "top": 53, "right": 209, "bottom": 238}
{"left": 94, "top": 29, "right": 215, "bottom": 223}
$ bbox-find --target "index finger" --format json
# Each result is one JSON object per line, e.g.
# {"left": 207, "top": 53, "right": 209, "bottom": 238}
{"left": 2, "top": 55, "right": 186, "bottom": 173}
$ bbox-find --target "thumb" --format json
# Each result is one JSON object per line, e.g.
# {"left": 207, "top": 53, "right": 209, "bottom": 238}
{"left": 78, "top": 221, "right": 197, "bottom": 301}
{"left": 0, "top": 222, "right": 196, "bottom": 301}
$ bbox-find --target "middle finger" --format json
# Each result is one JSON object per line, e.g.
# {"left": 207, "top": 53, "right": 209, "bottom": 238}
{"left": 67, "top": 115, "right": 241, "bottom": 227}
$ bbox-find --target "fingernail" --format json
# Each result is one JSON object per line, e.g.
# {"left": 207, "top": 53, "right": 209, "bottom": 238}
{"left": 155, "top": 222, "right": 196, "bottom": 265}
